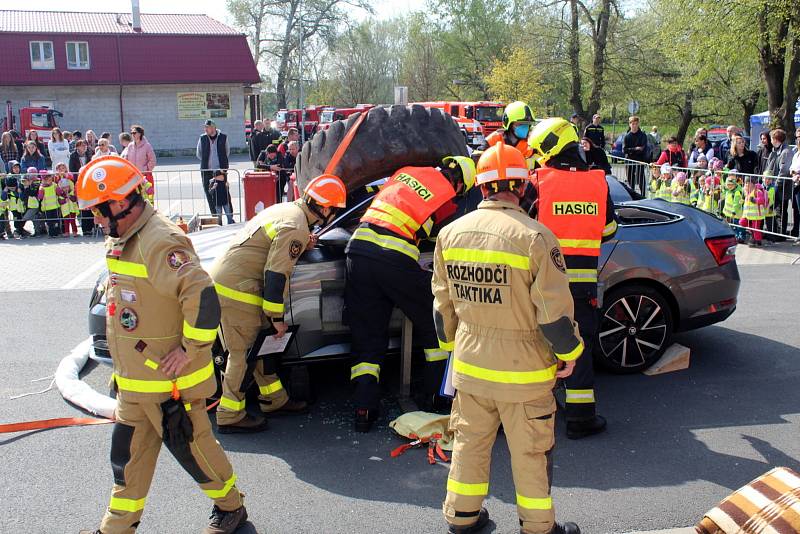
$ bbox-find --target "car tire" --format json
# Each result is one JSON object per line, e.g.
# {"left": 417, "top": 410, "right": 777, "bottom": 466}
{"left": 294, "top": 104, "right": 469, "bottom": 192}
{"left": 594, "top": 284, "right": 673, "bottom": 373}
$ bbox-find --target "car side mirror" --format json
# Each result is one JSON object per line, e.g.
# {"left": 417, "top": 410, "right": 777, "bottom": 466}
{"left": 317, "top": 227, "right": 352, "bottom": 248}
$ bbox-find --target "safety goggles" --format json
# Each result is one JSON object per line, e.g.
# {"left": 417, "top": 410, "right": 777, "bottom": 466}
{"left": 90, "top": 202, "right": 110, "bottom": 218}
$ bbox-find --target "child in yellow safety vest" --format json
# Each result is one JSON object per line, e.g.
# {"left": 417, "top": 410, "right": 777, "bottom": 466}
{"left": 700, "top": 174, "right": 718, "bottom": 215}
{"left": 740, "top": 176, "right": 767, "bottom": 247}
{"left": 4, "top": 172, "right": 28, "bottom": 238}
{"left": 722, "top": 174, "right": 746, "bottom": 242}
{"left": 36, "top": 169, "right": 62, "bottom": 238}
{"left": 689, "top": 173, "right": 702, "bottom": 206}
{"left": 656, "top": 163, "right": 673, "bottom": 201}
{"left": 56, "top": 162, "right": 79, "bottom": 237}
{"left": 21, "top": 169, "right": 44, "bottom": 237}
{"left": 671, "top": 172, "right": 692, "bottom": 205}
{"left": 762, "top": 174, "right": 776, "bottom": 237}
{"left": 648, "top": 164, "right": 661, "bottom": 199}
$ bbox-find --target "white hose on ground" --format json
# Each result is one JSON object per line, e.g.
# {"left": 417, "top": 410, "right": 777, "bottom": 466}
{"left": 55, "top": 337, "right": 117, "bottom": 419}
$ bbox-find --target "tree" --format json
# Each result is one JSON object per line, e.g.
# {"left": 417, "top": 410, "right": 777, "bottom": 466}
{"left": 428, "top": 0, "right": 517, "bottom": 100}
{"left": 669, "top": 0, "right": 799, "bottom": 141}
{"left": 754, "top": 0, "right": 800, "bottom": 139}
{"left": 566, "top": 0, "right": 618, "bottom": 127}
{"left": 484, "top": 46, "right": 548, "bottom": 111}
{"left": 227, "top": 0, "right": 373, "bottom": 109}
{"left": 399, "top": 14, "right": 446, "bottom": 101}
{"left": 329, "top": 20, "right": 402, "bottom": 104}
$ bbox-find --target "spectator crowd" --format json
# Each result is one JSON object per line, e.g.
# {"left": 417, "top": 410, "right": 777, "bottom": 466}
{"left": 0, "top": 125, "right": 156, "bottom": 239}
{"left": 596, "top": 117, "right": 800, "bottom": 246}
{"left": 3, "top": 114, "right": 797, "bottom": 246}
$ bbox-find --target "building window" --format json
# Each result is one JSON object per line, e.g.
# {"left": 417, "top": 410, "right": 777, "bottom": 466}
{"left": 29, "top": 41, "right": 54, "bottom": 70}
{"left": 66, "top": 42, "right": 90, "bottom": 70}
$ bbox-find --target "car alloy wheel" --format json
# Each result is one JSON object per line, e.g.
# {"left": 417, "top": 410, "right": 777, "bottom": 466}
{"left": 598, "top": 290, "right": 669, "bottom": 372}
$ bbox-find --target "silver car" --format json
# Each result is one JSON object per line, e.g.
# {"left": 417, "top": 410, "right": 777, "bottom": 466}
{"left": 88, "top": 177, "right": 740, "bottom": 383}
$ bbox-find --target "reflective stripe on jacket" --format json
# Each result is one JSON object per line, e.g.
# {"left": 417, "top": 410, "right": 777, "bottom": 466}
{"left": 656, "top": 180, "right": 673, "bottom": 201}
{"left": 432, "top": 200, "right": 583, "bottom": 403}
{"left": 347, "top": 166, "right": 455, "bottom": 262}
{"left": 533, "top": 166, "right": 614, "bottom": 294}
{"left": 671, "top": 183, "right": 691, "bottom": 205}
{"left": 360, "top": 167, "right": 455, "bottom": 239}
{"left": 40, "top": 184, "right": 59, "bottom": 211}
{"left": 742, "top": 189, "right": 766, "bottom": 221}
{"left": 534, "top": 167, "right": 608, "bottom": 257}
{"left": 722, "top": 187, "right": 744, "bottom": 219}
{"left": 210, "top": 200, "right": 315, "bottom": 318}
{"left": 6, "top": 191, "right": 23, "bottom": 212}
{"left": 104, "top": 202, "right": 220, "bottom": 403}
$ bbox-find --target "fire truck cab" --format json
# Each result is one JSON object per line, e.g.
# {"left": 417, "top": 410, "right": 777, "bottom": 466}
{"left": 413, "top": 101, "right": 504, "bottom": 148}
{"left": 3, "top": 101, "right": 63, "bottom": 142}
{"left": 317, "top": 104, "right": 375, "bottom": 132}
{"left": 275, "top": 106, "right": 326, "bottom": 139}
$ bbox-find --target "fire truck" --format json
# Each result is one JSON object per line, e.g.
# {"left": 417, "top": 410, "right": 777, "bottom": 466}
{"left": 275, "top": 106, "right": 327, "bottom": 139}
{"left": 413, "top": 101, "right": 505, "bottom": 147}
{"left": 316, "top": 104, "right": 375, "bottom": 132}
{"left": 2, "top": 101, "right": 63, "bottom": 142}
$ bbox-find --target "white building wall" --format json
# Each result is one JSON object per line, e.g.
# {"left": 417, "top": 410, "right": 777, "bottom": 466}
{"left": 1, "top": 83, "right": 247, "bottom": 154}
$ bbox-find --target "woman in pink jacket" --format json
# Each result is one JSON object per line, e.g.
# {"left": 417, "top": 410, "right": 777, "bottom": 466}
{"left": 123, "top": 124, "right": 156, "bottom": 201}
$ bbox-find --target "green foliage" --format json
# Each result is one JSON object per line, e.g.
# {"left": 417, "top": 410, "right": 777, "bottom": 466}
{"left": 227, "top": 0, "right": 783, "bottom": 137}
{"left": 484, "top": 46, "right": 548, "bottom": 112}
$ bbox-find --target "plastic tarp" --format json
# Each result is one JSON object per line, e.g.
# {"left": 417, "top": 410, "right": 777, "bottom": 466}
{"left": 55, "top": 337, "right": 117, "bottom": 419}
{"left": 749, "top": 109, "right": 800, "bottom": 150}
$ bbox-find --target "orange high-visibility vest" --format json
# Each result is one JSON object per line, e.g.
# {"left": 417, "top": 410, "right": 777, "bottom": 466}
{"left": 534, "top": 167, "right": 608, "bottom": 257}
{"left": 360, "top": 167, "right": 456, "bottom": 240}
{"left": 485, "top": 130, "right": 529, "bottom": 157}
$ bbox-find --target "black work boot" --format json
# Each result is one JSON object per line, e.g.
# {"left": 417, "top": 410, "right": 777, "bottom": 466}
{"left": 259, "top": 398, "right": 309, "bottom": 416}
{"left": 354, "top": 408, "right": 378, "bottom": 433}
{"left": 203, "top": 505, "right": 247, "bottom": 534}
{"left": 217, "top": 414, "right": 268, "bottom": 434}
{"left": 447, "top": 507, "right": 489, "bottom": 533}
{"left": 549, "top": 521, "right": 581, "bottom": 534}
{"left": 566, "top": 415, "right": 607, "bottom": 440}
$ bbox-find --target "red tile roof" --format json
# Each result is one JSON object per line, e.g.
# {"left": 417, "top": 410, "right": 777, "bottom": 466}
{"left": 0, "top": 10, "right": 241, "bottom": 35}
{"left": 0, "top": 10, "right": 261, "bottom": 85}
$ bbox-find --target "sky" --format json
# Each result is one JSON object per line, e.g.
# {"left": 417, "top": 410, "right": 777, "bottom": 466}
{"left": 24, "top": 0, "right": 427, "bottom": 25}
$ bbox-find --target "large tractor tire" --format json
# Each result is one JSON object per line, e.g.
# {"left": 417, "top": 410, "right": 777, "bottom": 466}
{"left": 295, "top": 104, "right": 469, "bottom": 192}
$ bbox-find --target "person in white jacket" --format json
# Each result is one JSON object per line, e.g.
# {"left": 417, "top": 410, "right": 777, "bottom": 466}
{"left": 47, "top": 128, "right": 70, "bottom": 170}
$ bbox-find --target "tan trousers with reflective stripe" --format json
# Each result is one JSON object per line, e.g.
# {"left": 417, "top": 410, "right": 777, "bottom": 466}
{"left": 100, "top": 399, "right": 242, "bottom": 534}
{"left": 443, "top": 391, "right": 556, "bottom": 534}
{"left": 217, "top": 307, "right": 288, "bottom": 425}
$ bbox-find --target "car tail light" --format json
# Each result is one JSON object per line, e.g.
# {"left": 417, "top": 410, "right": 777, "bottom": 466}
{"left": 705, "top": 236, "right": 737, "bottom": 266}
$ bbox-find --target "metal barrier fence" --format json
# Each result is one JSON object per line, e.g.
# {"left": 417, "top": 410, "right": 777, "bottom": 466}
{"left": 152, "top": 168, "right": 243, "bottom": 224}
{"left": 608, "top": 154, "right": 800, "bottom": 243}
{"left": 0, "top": 168, "right": 245, "bottom": 238}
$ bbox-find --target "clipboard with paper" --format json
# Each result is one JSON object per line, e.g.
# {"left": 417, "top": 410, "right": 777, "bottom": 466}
{"left": 240, "top": 325, "right": 299, "bottom": 392}
{"left": 251, "top": 324, "right": 298, "bottom": 357}
{"left": 439, "top": 353, "right": 455, "bottom": 398}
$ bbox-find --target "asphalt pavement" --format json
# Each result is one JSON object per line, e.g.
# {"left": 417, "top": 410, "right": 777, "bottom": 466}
{"left": 1, "top": 231, "right": 799, "bottom": 533}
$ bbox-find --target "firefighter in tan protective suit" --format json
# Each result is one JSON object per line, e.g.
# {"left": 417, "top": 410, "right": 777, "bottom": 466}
{"left": 210, "top": 174, "right": 348, "bottom": 433}
{"left": 76, "top": 156, "right": 247, "bottom": 534}
{"left": 432, "top": 143, "right": 582, "bottom": 534}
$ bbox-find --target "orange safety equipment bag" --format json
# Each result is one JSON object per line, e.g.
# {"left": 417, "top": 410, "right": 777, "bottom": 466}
{"left": 361, "top": 166, "right": 456, "bottom": 241}
{"left": 533, "top": 167, "right": 608, "bottom": 257}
